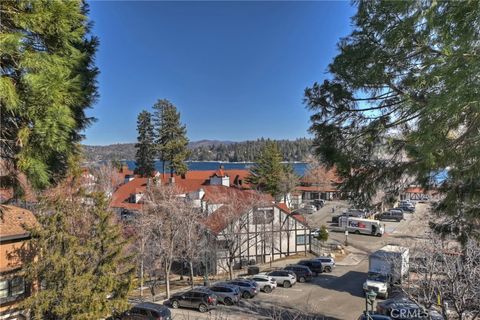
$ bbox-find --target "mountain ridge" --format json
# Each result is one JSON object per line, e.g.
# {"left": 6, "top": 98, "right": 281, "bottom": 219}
{"left": 82, "top": 138, "right": 313, "bottom": 162}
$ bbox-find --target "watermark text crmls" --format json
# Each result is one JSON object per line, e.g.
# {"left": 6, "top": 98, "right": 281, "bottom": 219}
{"left": 390, "top": 309, "right": 429, "bottom": 319}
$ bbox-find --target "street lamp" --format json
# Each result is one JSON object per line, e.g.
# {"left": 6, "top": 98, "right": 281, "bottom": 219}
{"left": 365, "top": 290, "right": 377, "bottom": 316}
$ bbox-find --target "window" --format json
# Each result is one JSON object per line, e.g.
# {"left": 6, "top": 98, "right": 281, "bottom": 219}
{"left": 11, "top": 277, "right": 25, "bottom": 296}
{"left": 296, "top": 234, "right": 310, "bottom": 245}
{"left": 252, "top": 209, "right": 274, "bottom": 224}
{"left": 0, "top": 277, "right": 26, "bottom": 301}
{"left": 0, "top": 280, "right": 8, "bottom": 299}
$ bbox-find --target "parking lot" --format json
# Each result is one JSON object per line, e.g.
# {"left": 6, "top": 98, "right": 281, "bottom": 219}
{"left": 168, "top": 202, "right": 431, "bottom": 319}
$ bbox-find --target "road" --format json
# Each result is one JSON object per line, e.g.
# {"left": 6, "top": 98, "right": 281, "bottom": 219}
{"left": 169, "top": 202, "right": 431, "bottom": 320}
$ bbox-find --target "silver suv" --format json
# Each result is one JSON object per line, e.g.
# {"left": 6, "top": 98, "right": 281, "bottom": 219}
{"left": 248, "top": 275, "right": 277, "bottom": 293}
{"left": 266, "top": 270, "right": 297, "bottom": 288}
{"left": 315, "top": 256, "right": 335, "bottom": 272}
{"left": 207, "top": 284, "right": 240, "bottom": 305}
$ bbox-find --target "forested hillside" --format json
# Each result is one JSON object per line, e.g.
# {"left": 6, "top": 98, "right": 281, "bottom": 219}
{"left": 82, "top": 138, "right": 312, "bottom": 162}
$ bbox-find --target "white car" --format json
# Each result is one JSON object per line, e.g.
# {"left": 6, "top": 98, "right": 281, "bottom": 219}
{"left": 248, "top": 274, "right": 277, "bottom": 293}
{"left": 266, "top": 270, "right": 297, "bottom": 288}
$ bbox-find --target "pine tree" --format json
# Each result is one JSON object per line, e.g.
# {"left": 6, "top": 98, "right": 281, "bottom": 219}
{"left": 0, "top": 0, "right": 99, "bottom": 191}
{"left": 305, "top": 0, "right": 480, "bottom": 241}
{"left": 22, "top": 190, "right": 134, "bottom": 319}
{"left": 247, "top": 141, "right": 287, "bottom": 197}
{"left": 135, "top": 111, "right": 155, "bottom": 177}
{"left": 153, "top": 99, "right": 189, "bottom": 178}
{"left": 316, "top": 225, "right": 329, "bottom": 243}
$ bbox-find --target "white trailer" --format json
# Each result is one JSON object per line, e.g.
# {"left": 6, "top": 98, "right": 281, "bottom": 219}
{"left": 338, "top": 216, "right": 384, "bottom": 236}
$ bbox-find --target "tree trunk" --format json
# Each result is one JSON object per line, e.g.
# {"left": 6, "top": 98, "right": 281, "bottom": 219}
{"left": 140, "top": 257, "right": 144, "bottom": 298}
{"left": 189, "top": 261, "right": 194, "bottom": 290}
{"left": 228, "top": 260, "right": 234, "bottom": 280}
{"left": 165, "top": 263, "right": 171, "bottom": 299}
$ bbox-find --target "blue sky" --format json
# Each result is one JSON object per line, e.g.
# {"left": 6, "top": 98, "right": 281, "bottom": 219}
{"left": 84, "top": 1, "right": 356, "bottom": 145}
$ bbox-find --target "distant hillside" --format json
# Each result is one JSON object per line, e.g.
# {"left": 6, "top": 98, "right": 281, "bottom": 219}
{"left": 82, "top": 138, "right": 313, "bottom": 163}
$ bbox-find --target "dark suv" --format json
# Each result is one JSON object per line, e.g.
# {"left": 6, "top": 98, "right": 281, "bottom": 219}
{"left": 115, "top": 302, "right": 171, "bottom": 320}
{"left": 284, "top": 265, "right": 314, "bottom": 282}
{"left": 297, "top": 260, "right": 323, "bottom": 275}
{"left": 169, "top": 289, "right": 217, "bottom": 313}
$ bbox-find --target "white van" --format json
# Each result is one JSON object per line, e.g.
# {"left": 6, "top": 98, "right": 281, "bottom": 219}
{"left": 338, "top": 216, "right": 384, "bottom": 236}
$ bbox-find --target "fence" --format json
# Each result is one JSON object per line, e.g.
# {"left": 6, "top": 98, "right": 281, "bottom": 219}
{"left": 310, "top": 237, "right": 338, "bottom": 256}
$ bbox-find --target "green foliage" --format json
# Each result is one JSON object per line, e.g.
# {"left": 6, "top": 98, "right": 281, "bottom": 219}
{"left": 305, "top": 0, "right": 480, "bottom": 240}
{"left": 189, "top": 138, "right": 313, "bottom": 162}
{"left": 82, "top": 138, "right": 313, "bottom": 163}
{"left": 316, "top": 225, "right": 329, "bottom": 243}
{"left": 0, "top": 0, "right": 98, "bottom": 190}
{"left": 134, "top": 111, "right": 155, "bottom": 177}
{"left": 247, "top": 141, "right": 293, "bottom": 197}
{"left": 153, "top": 99, "right": 190, "bottom": 176}
{"left": 22, "top": 192, "right": 134, "bottom": 319}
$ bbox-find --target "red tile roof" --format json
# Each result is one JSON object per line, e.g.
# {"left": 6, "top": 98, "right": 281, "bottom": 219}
{"left": 110, "top": 178, "right": 148, "bottom": 211}
{"left": 404, "top": 187, "right": 425, "bottom": 193}
{"left": 0, "top": 205, "right": 38, "bottom": 239}
{"left": 110, "top": 169, "right": 253, "bottom": 211}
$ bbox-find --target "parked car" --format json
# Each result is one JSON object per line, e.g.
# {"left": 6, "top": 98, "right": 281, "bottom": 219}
{"left": 376, "top": 210, "right": 404, "bottom": 222}
{"left": 399, "top": 205, "right": 415, "bottom": 213}
{"left": 284, "top": 265, "right": 314, "bottom": 283}
{"left": 398, "top": 201, "right": 416, "bottom": 212}
{"left": 313, "top": 199, "right": 325, "bottom": 210}
{"left": 207, "top": 284, "right": 240, "bottom": 305}
{"left": 114, "top": 302, "right": 171, "bottom": 320}
{"left": 248, "top": 274, "right": 277, "bottom": 293}
{"left": 297, "top": 259, "right": 323, "bottom": 276}
{"left": 169, "top": 289, "right": 217, "bottom": 313}
{"left": 301, "top": 204, "right": 317, "bottom": 214}
{"left": 221, "top": 280, "right": 258, "bottom": 299}
{"left": 266, "top": 270, "right": 297, "bottom": 288}
{"left": 346, "top": 208, "right": 368, "bottom": 218}
{"left": 315, "top": 256, "right": 335, "bottom": 272}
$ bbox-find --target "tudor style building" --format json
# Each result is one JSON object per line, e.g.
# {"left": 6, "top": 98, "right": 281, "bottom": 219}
{"left": 109, "top": 168, "right": 311, "bottom": 275}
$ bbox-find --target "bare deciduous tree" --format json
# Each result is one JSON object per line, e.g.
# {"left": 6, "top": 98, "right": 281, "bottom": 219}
{"left": 91, "top": 162, "right": 124, "bottom": 198}
{"left": 178, "top": 204, "right": 207, "bottom": 289}
{"left": 143, "top": 184, "right": 184, "bottom": 299}
{"left": 404, "top": 235, "right": 480, "bottom": 320}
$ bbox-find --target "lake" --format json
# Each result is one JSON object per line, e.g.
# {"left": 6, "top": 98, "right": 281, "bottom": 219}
{"left": 126, "top": 161, "right": 309, "bottom": 176}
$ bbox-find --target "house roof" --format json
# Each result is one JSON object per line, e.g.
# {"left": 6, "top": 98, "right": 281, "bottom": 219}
{"left": 110, "top": 178, "right": 148, "bottom": 211}
{"left": 404, "top": 187, "right": 425, "bottom": 193}
{"left": 275, "top": 203, "right": 308, "bottom": 225}
{"left": 110, "top": 169, "right": 252, "bottom": 211}
{"left": 0, "top": 205, "right": 38, "bottom": 240}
